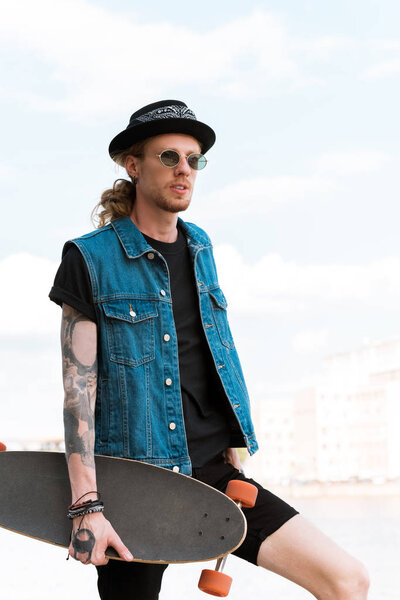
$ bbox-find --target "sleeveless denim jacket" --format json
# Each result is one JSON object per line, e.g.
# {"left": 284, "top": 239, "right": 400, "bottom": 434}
{"left": 65, "top": 216, "right": 258, "bottom": 475}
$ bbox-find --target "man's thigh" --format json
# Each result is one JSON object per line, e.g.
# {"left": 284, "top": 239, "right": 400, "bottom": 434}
{"left": 257, "top": 515, "right": 369, "bottom": 599}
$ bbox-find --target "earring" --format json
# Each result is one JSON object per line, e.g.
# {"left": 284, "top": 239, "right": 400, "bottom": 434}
{"left": 132, "top": 176, "right": 138, "bottom": 185}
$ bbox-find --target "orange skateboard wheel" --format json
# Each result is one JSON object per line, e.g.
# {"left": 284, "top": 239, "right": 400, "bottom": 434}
{"left": 0, "top": 442, "right": 6, "bottom": 452}
{"left": 225, "top": 480, "right": 258, "bottom": 508}
{"left": 198, "top": 569, "right": 232, "bottom": 597}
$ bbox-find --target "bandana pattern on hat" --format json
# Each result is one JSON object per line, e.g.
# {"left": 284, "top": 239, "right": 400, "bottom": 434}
{"left": 136, "top": 105, "right": 196, "bottom": 123}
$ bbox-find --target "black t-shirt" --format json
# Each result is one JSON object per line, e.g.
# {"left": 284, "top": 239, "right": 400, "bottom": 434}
{"left": 50, "top": 245, "right": 96, "bottom": 322}
{"left": 49, "top": 226, "right": 232, "bottom": 467}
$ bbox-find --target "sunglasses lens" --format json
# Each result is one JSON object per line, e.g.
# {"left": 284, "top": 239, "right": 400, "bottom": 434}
{"left": 159, "top": 150, "right": 207, "bottom": 170}
{"left": 188, "top": 153, "right": 207, "bottom": 170}
{"left": 160, "top": 150, "right": 179, "bottom": 167}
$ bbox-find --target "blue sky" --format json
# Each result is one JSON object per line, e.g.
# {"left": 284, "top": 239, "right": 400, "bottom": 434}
{"left": 1, "top": 0, "right": 399, "bottom": 437}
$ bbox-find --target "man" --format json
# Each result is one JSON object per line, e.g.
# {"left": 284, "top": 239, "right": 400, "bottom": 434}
{"left": 50, "top": 100, "right": 369, "bottom": 599}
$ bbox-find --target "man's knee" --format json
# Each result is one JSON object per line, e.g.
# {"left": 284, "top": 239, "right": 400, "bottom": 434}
{"left": 332, "top": 560, "right": 370, "bottom": 600}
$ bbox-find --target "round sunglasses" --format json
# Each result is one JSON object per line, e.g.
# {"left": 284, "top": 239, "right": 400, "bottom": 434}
{"left": 156, "top": 149, "right": 207, "bottom": 171}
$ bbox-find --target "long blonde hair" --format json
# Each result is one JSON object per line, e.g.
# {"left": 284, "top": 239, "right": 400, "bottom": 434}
{"left": 92, "top": 139, "right": 148, "bottom": 228}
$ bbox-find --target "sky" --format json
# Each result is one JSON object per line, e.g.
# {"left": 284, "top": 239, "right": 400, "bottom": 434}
{"left": 1, "top": 0, "right": 400, "bottom": 438}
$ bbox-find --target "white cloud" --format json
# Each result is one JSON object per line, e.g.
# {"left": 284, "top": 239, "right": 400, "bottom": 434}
{"left": 298, "top": 35, "right": 400, "bottom": 85}
{"left": 213, "top": 244, "right": 400, "bottom": 315}
{"left": 0, "top": 344, "right": 63, "bottom": 438}
{"left": 314, "top": 150, "right": 390, "bottom": 176}
{"left": 299, "top": 35, "right": 360, "bottom": 59}
{"left": 0, "top": 162, "right": 17, "bottom": 181}
{"left": 292, "top": 329, "right": 329, "bottom": 355}
{"left": 190, "top": 149, "right": 395, "bottom": 221}
{"left": 1, "top": 2, "right": 399, "bottom": 118}
{"left": 194, "top": 174, "right": 335, "bottom": 218}
{"left": 0, "top": 253, "right": 59, "bottom": 335}
{"left": 370, "top": 40, "right": 400, "bottom": 52}
{"left": 364, "top": 57, "right": 400, "bottom": 79}
{"left": 0, "top": 2, "right": 302, "bottom": 118}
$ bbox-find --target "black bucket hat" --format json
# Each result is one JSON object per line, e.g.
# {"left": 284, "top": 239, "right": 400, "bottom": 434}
{"left": 109, "top": 99, "right": 216, "bottom": 160}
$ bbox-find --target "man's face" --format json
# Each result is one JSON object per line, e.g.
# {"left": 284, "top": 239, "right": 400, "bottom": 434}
{"left": 128, "top": 133, "right": 202, "bottom": 214}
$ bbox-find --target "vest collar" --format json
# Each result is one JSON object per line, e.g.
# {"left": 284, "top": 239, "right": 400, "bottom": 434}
{"left": 111, "top": 217, "right": 151, "bottom": 258}
{"left": 111, "top": 216, "right": 209, "bottom": 258}
{"left": 178, "top": 218, "right": 211, "bottom": 248}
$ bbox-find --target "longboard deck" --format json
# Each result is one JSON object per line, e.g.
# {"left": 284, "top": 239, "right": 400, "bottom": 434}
{"left": 0, "top": 452, "right": 246, "bottom": 563}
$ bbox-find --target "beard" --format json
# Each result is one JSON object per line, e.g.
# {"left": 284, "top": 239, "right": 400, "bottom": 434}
{"left": 153, "top": 193, "right": 191, "bottom": 214}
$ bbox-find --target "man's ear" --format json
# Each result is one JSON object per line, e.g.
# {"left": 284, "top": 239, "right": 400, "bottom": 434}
{"left": 125, "top": 155, "right": 139, "bottom": 179}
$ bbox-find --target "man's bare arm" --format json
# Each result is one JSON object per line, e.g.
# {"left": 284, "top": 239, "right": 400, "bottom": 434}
{"left": 62, "top": 303, "right": 97, "bottom": 492}
{"left": 61, "top": 303, "right": 133, "bottom": 565}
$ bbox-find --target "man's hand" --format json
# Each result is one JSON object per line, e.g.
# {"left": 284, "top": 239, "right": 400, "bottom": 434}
{"left": 223, "top": 447, "right": 243, "bottom": 472}
{"left": 70, "top": 512, "right": 134, "bottom": 566}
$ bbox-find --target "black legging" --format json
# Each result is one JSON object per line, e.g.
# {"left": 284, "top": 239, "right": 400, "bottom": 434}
{"left": 96, "top": 561, "right": 168, "bottom": 600}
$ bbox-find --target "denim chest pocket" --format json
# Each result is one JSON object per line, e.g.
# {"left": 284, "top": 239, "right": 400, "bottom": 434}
{"left": 102, "top": 299, "right": 157, "bottom": 366}
{"left": 208, "top": 288, "right": 235, "bottom": 349}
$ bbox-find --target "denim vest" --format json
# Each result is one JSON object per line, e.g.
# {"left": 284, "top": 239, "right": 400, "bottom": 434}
{"left": 67, "top": 217, "right": 258, "bottom": 475}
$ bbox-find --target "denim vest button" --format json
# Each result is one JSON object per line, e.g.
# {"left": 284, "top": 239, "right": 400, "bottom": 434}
{"left": 169, "top": 422, "right": 176, "bottom": 430}
{"left": 160, "top": 289, "right": 166, "bottom": 296}
{"left": 165, "top": 378, "right": 172, "bottom": 386}
{"left": 163, "top": 334, "right": 171, "bottom": 342}
{"left": 129, "top": 310, "right": 136, "bottom": 317}
{"left": 172, "top": 466, "right": 180, "bottom": 473}
{"left": 147, "top": 252, "right": 155, "bottom": 260}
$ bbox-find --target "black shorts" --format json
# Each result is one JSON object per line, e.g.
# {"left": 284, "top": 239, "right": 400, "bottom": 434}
{"left": 192, "top": 453, "right": 299, "bottom": 565}
{"left": 96, "top": 454, "right": 299, "bottom": 599}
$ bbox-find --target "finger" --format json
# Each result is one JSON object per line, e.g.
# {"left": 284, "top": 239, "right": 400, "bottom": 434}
{"left": 87, "top": 544, "right": 107, "bottom": 566}
{"left": 70, "top": 551, "right": 92, "bottom": 565}
{"left": 68, "top": 546, "right": 83, "bottom": 563}
{"left": 91, "top": 553, "right": 109, "bottom": 566}
{"left": 89, "top": 539, "right": 108, "bottom": 566}
{"left": 110, "top": 533, "right": 134, "bottom": 561}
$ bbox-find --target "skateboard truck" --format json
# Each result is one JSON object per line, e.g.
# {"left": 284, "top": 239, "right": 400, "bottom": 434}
{"left": 198, "top": 480, "right": 258, "bottom": 597}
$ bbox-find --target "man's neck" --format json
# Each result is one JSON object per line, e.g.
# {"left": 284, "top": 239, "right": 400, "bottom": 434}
{"left": 130, "top": 199, "right": 179, "bottom": 243}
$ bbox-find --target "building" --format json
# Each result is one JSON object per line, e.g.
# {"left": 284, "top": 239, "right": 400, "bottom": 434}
{"left": 253, "top": 337, "right": 400, "bottom": 485}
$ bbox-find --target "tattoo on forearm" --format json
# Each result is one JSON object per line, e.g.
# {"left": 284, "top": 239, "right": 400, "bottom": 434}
{"left": 62, "top": 305, "right": 97, "bottom": 469}
{"left": 72, "top": 527, "right": 96, "bottom": 563}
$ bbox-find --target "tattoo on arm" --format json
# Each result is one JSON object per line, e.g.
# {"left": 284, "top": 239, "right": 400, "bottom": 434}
{"left": 62, "top": 304, "right": 97, "bottom": 469}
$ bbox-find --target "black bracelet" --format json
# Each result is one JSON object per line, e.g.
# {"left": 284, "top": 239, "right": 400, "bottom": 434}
{"left": 67, "top": 499, "right": 104, "bottom": 520}
{"left": 69, "top": 491, "right": 100, "bottom": 509}
{"left": 67, "top": 503, "right": 104, "bottom": 520}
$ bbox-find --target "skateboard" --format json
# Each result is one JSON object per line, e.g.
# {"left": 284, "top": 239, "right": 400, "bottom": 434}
{"left": 0, "top": 447, "right": 257, "bottom": 596}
